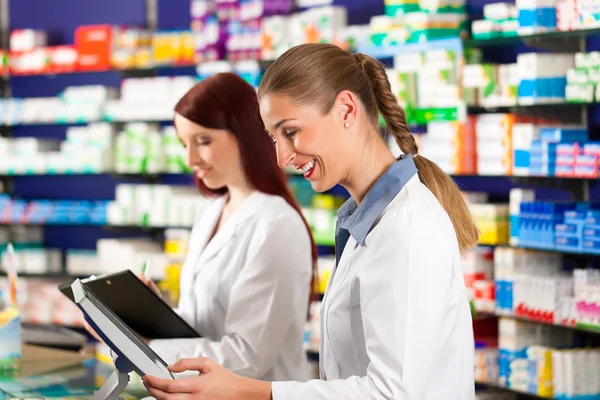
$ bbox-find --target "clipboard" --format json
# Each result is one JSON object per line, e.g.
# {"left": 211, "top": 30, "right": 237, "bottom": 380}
{"left": 59, "top": 270, "right": 199, "bottom": 340}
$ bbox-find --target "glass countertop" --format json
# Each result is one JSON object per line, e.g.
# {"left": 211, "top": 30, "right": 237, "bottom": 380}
{"left": 0, "top": 359, "right": 150, "bottom": 400}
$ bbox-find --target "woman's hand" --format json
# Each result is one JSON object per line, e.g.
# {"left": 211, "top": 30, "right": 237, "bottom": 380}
{"left": 143, "top": 358, "right": 272, "bottom": 400}
{"left": 138, "top": 274, "right": 164, "bottom": 300}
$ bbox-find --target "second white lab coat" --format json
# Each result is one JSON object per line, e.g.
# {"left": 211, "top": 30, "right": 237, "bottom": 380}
{"left": 272, "top": 175, "right": 475, "bottom": 399}
{"left": 149, "top": 191, "right": 312, "bottom": 382}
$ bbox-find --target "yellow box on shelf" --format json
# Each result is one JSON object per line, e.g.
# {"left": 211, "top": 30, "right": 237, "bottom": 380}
{"left": 469, "top": 203, "right": 510, "bottom": 245}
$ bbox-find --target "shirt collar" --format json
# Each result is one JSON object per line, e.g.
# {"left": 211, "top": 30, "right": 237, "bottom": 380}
{"left": 337, "top": 154, "right": 418, "bottom": 246}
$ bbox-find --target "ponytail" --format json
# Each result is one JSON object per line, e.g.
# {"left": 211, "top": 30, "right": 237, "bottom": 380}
{"left": 353, "top": 53, "right": 479, "bottom": 254}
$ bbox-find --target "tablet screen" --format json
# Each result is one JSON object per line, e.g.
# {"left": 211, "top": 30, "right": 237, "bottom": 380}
{"left": 77, "top": 280, "right": 173, "bottom": 377}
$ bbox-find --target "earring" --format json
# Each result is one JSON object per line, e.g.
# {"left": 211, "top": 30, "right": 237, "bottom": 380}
{"left": 344, "top": 122, "right": 350, "bottom": 128}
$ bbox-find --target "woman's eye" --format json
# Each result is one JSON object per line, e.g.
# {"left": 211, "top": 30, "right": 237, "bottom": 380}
{"left": 285, "top": 130, "right": 297, "bottom": 139}
{"left": 195, "top": 137, "right": 210, "bottom": 146}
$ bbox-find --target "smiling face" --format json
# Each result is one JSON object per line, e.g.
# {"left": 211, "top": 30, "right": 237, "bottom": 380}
{"left": 174, "top": 112, "right": 245, "bottom": 191}
{"left": 260, "top": 93, "right": 352, "bottom": 193}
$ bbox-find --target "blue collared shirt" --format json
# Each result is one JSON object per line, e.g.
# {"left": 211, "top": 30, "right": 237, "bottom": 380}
{"left": 335, "top": 154, "right": 418, "bottom": 265}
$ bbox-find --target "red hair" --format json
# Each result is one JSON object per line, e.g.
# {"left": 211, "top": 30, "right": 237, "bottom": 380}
{"left": 174, "top": 72, "right": 318, "bottom": 307}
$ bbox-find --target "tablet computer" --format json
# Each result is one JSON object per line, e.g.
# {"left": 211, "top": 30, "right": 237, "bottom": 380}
{"left": 59, "top": 270, "right": 199, "bottom": 340}
{"left": 71, "top": 279, "right": 174, "bottom": 380}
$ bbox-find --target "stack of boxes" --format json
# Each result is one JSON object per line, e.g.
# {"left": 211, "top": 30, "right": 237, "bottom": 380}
{"left": 471, "top": 2, "right": 519, "bottom": 39}
{"left": 463, "top": 63, "right": 519, "bottom": 107}
{"left": 567, "top": 51, "right": 600, "bottom": 103}
{"left": 392, "top": 48, "right": 463, "bottom": 119}
{"left": 498, "top": 317, "right": 573, "bottom": 393}
{"left": 419, "top": 119, "right": 476, "bottom": 174}
{"left": 476, "top": 114, "right": 514, "bottom": 176}
{"left": 104, "top": 76, "right": 196, "bottom": 122}
{"left": 573, "top": 268, "right": 600, "bottom": 329}
{"left": 381, "top": 0, "right": 468, "bottom": 43}
{"left": 530, "top": 126, "right": 588, "bottom": 177}
{"left": 516, "top": 0, "right": 559, "bottom": 35}
{"left": 226, "top": 0, "right": 295, "bottom": 62}
{"left": 509, "top": 189, "right": 536, "bottom": 246}
{"left": 557, "top": 0, "right": 600, "bottom": 31}
{"left": 518, "top": 201, "right": 575, "bottom": 249}
{"left": 516, "top": 200, "right": 600, "bottom": 255}
{"left": 0, "top": 194, "right": 109, "bottom": 226}
{"left": 584, "top": 209, "right": 600, "bottom": 255}
{"left": 0, "top": 279, "right": 85, "bottom": 327}
{"left": 470, "top": 204, "right": 511, "bottom": 245}
{"left": 260, "top": 5, "right": 347, "bottom": 60}
{"left": 106, "top": 184, "right": 200, "bottom": 228}
{"left": 191, "top": 0, "right": 227, "bottom": 62}
{"left": 517, "top": 53, "right": 574, "bottom": 105}
{"left": 461, "top": 246, "right": 495, "bottom": 313}
{"left": 113, "top": 124, "right": 190, "bottom": 174}
{"left": 511, "top": 121, "right": 599, "bottom": 178}
{"left": 9, "top": 29, "right": 78, "bottom": 75}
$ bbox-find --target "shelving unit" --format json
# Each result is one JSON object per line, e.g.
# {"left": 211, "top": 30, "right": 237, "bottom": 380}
{"left": 475, "top": 381, "right": 550, "bottom": 400}
{"left": 475, "top": 312, "right": 600, "bottom": 335}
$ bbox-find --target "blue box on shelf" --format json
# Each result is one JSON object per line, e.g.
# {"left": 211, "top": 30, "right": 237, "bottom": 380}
{"left": 582, "top": 237, "right": 600, "bottom": 255}
{"left": 539, "top": 128, "right": 588, "bottom": 142}
{"left": 518, "top": 6, "right": 557, "bottom": 34}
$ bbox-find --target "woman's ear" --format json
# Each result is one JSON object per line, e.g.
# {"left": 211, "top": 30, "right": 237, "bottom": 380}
{"left": 335, "top": 90, "right": 358, "bottom": 130}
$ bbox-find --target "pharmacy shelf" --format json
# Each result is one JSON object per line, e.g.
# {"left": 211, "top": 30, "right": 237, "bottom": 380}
{"left": 475, "top": 312, "right": 600, "bottom": 335}
{"left": 464, "top": 27, "right": 600, "bottom": 48}
{"left": 356, "top": 37, "right": 464, "bottom": 59}
{"left": 0, "top": 222, "right": 336, "bottom": 247}
{"left": 0, "top": 271, "right": 79, "bottom": 280}
{"left": 514, "top": 244, "right": 600, "bottom": 258}
{"left": 0, "top": 172, "right": 191, "bottom": 179}
{"left": 475, "top": 380, "right": 549, "bottom": 399}
{"left": 4, "top": 62, "right": 198, "bottom": 79}
{"left": 467, "top": 102, "right": 593, "bottom": 114}
{"left": 452, "top": 174, "right": 595, "bottom": 181}
{"left": 1, "top": 117, "right": 175, "bottom": 127}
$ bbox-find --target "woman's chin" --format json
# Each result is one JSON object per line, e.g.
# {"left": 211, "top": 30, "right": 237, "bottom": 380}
{"left": 203, "top": 179, "right": 225, "bottom": 190}
{"left": 310, "top": 178, "right": 333, "bottom": 193}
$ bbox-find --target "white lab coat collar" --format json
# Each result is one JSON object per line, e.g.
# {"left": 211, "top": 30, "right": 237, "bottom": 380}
{"left": 197, "top": 191, "right": 263, "bottom": 265}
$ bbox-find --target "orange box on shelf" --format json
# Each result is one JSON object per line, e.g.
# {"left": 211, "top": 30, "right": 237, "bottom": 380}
{"left": 75, "top": 24, "right": 114, "bottom": 71}
{"left": 49, "top": 46, "right": 78, "bottom": 73}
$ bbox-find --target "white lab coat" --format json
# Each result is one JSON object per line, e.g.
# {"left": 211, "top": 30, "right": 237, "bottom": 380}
{"left": 149, "top": 191, "right": 312, "bottom": 382}
{"left": 272, "top": 175, "right": 475, "bottom": 399}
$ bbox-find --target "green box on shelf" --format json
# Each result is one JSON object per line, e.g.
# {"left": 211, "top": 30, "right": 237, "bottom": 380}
{"left": 565, "top": 83, "right": 595, "bottom": 103}
{"left": 587, "top": 67, "right": 600, "bottom": 83}
{"left": 464, "top": 88, "right": 478, "bottom": 106}
{"left": 385, "top": 3, "right": 422, "bottom": 17}
{"left": 406, "top": 28, "right": 463, "bottom": 43}
{"left": 500, "top": 29, "right": 519, "bottom": 37}
{"left": 567, "top": 68, "right": 590, "bottom": 84}
{"left": 464, "top": 48, "right": 483, "bottom": 64}
{"left": 472, "top": 31, "right": 500, "bottom": 40}
{"left": 408, "top": 107, "right": 459, "bottom": 124}
{"left": 398, "top": 72, "right": 419, "bottom": 110}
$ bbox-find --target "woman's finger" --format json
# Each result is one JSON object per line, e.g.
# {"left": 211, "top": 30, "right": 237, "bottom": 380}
{"left": 143, "top": 375, "right": 197, "bottom": 394}
{"left": 146, "top": 386, "right": 192, "bottom": 400}
{"left": 168, "top": 358, "right": 214, "bottom": 374}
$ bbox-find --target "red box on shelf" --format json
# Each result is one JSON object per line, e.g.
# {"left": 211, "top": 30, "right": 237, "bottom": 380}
{"left": 75, "top": 25, "right": 113, "bottom": 71}
{"left": 49, "top": 46, "right": 78, "bottom": 74}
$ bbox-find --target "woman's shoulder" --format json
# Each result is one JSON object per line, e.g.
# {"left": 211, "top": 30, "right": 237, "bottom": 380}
{"left": 374, "top": 177, "right": 459, "bottom": 255}
{"left": 251, "top": 192, "right": 305, "bottom": 227}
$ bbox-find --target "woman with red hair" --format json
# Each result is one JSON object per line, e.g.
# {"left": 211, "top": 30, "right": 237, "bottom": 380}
{"left": 136, "top": 72, "right": 316, "bottom": 382}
